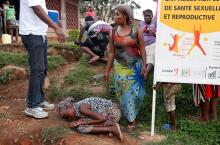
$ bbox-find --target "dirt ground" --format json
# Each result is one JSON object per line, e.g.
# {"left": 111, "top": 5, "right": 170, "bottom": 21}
{"left": 0, "top": 60, "right": 143, "bottom": 145}
{"left": 0, "top": 44, "right": 167, "bottom": 145}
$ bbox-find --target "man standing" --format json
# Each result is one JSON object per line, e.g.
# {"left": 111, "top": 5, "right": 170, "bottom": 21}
{"left": 139, "top": 9, "right": 157, "bottom": 78}
{"left": 19, "top": 0, "right": 65, "bottom": 119}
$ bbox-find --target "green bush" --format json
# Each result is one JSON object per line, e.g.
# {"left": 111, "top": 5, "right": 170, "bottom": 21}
{"left": 68, "top": 29, "right": 80, "bottom": 42}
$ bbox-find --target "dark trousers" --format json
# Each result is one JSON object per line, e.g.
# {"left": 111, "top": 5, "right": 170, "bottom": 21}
{"left": 21, "top": 35, "right": 48, "bottom": 108}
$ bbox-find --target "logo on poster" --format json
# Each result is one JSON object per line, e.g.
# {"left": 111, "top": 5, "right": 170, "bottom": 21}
{"left": 174, "top": 68, "right": 179, "bottom": 75}
{"left": 208, "top": 71, "right": 216, "bottom": 79}
{"left": 181, "top": 69, "right": 190, "bottom": 77}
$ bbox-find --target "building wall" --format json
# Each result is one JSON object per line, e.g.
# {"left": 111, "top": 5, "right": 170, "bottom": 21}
{"left": 46, "top": 0, "right": 79, "bottom": 27}
{"left": 65, "top": 0, "right": 79, "bottom": 29}
{"left": 46, "top": 0, "right": 79, "bottom": 38}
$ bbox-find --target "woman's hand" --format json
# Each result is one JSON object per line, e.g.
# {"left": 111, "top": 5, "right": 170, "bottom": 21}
{"left": 104, "top": 114, "right": 114, "bottom": 125}
{"left": 104, "top": 71, "right": 110, "bottom": 82}
{"left": 152, "top": 82, "right": 162, "bottom": 91}
{"left": 141, "top": 65, "right": 148, "bottom": 80}
{"left": 70, "top": 119, "right": 86, "bottom": 128}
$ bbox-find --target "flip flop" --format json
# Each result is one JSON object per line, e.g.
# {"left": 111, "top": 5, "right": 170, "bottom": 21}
{"left": 163, "top": 123, "right": 171, "bottom": 130}
{"left": 87, "top": 56, "right": 100, "bottom": 64}
{"left": 115, "top": 123, "right": 123, "bottom": 142}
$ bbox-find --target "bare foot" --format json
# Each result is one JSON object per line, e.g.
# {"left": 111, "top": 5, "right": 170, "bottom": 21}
{"left": 127, "top": 121, "right": 136, "bottom": 131}
{"left": 190, "top": 115, "right": 208, "bottom": 122}
{"left": 210, "top": 113, "right": 217, "bottom": 121}
{"left": 171, "top": 125, "right": 177, "bottom": 131}
{"left": 87, "top": 56, "right": 100, "bottom": 64}
{"left": 111, "top": 123, "right": 123, "bottom": 142}
{"left": 100, "top": 57, "right": 107, "bottom": 62}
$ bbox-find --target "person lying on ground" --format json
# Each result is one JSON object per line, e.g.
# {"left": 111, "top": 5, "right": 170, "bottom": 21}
{"left": 57, "top": 97, "right": 123, "bottom": 142}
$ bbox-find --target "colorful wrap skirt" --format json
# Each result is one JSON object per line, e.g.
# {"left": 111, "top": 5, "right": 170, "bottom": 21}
{"left": 113, "top": 59, "right": 146, "bottom": 122}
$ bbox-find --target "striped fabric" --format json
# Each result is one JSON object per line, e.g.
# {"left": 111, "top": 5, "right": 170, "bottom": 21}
{"left": 193, "top": 84, "right": 220, "bottom": 106}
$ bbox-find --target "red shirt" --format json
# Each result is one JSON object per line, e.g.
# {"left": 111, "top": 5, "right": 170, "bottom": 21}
{"left": 85, "top": 11, "right": 96, "bottom": 17}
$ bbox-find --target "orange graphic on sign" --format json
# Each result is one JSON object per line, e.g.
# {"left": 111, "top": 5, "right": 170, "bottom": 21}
{"left": 169, "top": 33, "right": 184, "bottom": 53}
{"left": 187, "top": 26, "right": 206, "bottom": 56}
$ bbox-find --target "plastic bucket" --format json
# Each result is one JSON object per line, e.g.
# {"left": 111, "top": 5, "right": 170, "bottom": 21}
{"left": 48, "top": 10, "right": 59, "bottom": 24}
{"left": 6, "top": 7, "right": 15, "bottom": 20}
{"left": 2, "top": 34, "right": 12, "bottom": 44}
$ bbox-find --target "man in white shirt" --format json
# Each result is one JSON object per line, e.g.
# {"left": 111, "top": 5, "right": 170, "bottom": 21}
{"left": 19, "top": 0, "right": 65, "bottom": 119}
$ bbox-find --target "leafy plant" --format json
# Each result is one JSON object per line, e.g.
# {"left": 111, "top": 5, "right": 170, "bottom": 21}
{"left": 68, "top": 29, "right": 80, "bottom": 42}
{"left": 0, "top": 70, "right": 9, "bottom": 84}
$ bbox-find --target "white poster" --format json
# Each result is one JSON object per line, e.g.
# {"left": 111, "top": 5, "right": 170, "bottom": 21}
{"left": 154, "top": 0, "right": 220, "bottom": 85}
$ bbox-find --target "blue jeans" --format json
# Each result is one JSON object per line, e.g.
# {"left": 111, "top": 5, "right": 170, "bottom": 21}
{"left": 21, "top": 35, "right": 48, "bottom": 108}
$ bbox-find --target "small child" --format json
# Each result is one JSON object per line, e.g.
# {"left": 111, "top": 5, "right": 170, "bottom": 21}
{"left": 154, "top": 82, "right": 181, "bottom": 130}
{"left": 85, "top": 4, "right": 96, "bottom": 18}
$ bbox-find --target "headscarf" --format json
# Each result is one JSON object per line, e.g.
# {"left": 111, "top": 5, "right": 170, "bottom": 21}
{"left": 114, "top": 4, "right": 134, "bottom": 24}
{"left": 56, "top": 97, "right": 75, "bottom": 117}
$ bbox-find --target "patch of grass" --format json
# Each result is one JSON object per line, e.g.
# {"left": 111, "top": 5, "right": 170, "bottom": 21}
{"left": 134, "top": 72, "right": 220, "bottom": 145}
{"left": 101, "top": 76, "right": 118, "bottom": 101}
{"left": 47, "top": 56, "right": 67, "bottom": 70}
{"left": 48, "top": 41, "right": 82, "bottom": 60}
{"left": 0, "top": 51, "right": 66, "bottom": 70}
{"left": 64, "top": 62, "right": 95, "bottom": 86}
{"left": 42, "top": 126, "right": 71, "bottom": 145}
{"left": 48, "top": 83, "right": 93, "bottom": 102}
{"left": 68, "top": 29, "right": 80, "bottom": 42}
{"left": 0, "top": 51, "right": 27, "bottom": 68}
{"left": 156, "top": 120, "right": 220, "bottom": 145}
{"left": 62, "top": 88, "right": 93, "bottom": 101}
{"left": 0, "top": 70, "right": 9, "bottom": 84}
